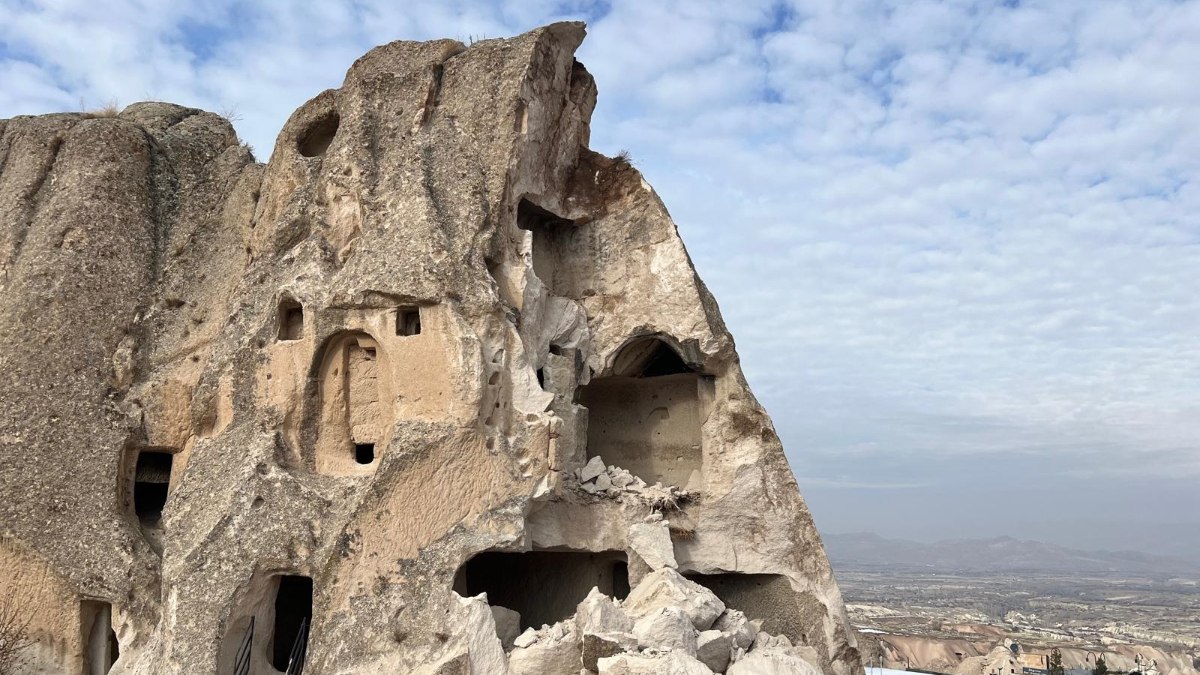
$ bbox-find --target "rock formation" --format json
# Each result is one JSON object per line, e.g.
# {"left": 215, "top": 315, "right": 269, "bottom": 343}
{"left": 0, "top": 22, "right": 859, "bottom": 675}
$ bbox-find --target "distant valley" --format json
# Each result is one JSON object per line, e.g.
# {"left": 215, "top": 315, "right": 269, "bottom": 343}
{"left": 825, "top": 532, "right": 1200, "bottom": 675}
{"left": 825, "top": 532, "right": 1200, "bottom": 576}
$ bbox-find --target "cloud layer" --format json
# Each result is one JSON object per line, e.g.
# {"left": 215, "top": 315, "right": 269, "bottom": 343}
{"left": 4, "top": 0, "right": 1198, "bottom": 544}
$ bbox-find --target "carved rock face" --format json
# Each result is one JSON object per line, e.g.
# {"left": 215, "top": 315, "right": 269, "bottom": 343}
{"left": 0, "top": 22, "right": 860, "bottom": 675}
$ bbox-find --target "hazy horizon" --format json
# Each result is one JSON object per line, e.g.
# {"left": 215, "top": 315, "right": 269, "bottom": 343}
{"left": 813, "top": 520, "right": 1200, "bottom": 562}
{"left": 4, "top": 0, "right": 1197, "bottom": 557}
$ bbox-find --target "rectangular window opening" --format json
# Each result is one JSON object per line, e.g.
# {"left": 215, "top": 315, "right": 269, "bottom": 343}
{"left": 271, "top": 575, "right": 313, "bottom": 672}
{"left": 396, "top": 308, "right": 421, "bottom": 336}
{"left": 133, "top": 450, "right": 173, "bottom": 527}
{"left": 81, "top": 600, "right": 119, "bottom": 675}
{"left": 354, "top": 443, "right": 375, "bottom": 465}
{"left": 278, "top": 299, "right": 304, "bottom": 341}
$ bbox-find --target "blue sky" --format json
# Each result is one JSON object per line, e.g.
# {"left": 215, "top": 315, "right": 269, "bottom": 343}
{"left": 4, "top": 0, "right": 1199, "bottom": 557}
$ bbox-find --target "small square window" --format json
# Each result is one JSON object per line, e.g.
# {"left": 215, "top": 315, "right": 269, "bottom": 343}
{"left": 278, "top": 299, "right": 304, "bottom": 340}
{"left": 396, "top": 308, "right": 421, "bottom": 336}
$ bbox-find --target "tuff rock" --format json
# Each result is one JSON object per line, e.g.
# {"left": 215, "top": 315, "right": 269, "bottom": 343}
{"left": 0, "top": 22, "right": 859, "bottom": 675}
{"left": 697, "top": 629, "right": 736, "bottom": 673}
{"left": 623, "top": 569, "right": 726, "bottom": 631}
{"left": 715, "top": 609, "right": 760, "bottom": 651}
{"left": 598, "top": 650, "right": 716, "bottom": 675}
{"left": 628, "top": 521, "right": 679, "bottom": 570}
{"left": 633, "top": 606, "right": 699, "bottom": 655}
{"left": 727, "top": 649, "right": 825, "bottom": 675}
{"left": 576, "top": 587, "right": 635, "bottom": 636}
{"left": 491, "top": 605, "right": 523, "bottom": 651}
{"left": 506, "top": 622, "right": 581, "bottom": 675}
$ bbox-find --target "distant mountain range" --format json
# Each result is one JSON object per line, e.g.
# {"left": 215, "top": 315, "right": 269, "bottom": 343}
{"left": 824, "top": 532, "right": 1200, "bottom": 576}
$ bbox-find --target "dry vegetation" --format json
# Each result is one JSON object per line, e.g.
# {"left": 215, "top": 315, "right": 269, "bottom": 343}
{"left": 85, "top": 101, "right": 121, "bottom": 118}
{"left": 0, "top": 593, "right": 31, "bottom": 675}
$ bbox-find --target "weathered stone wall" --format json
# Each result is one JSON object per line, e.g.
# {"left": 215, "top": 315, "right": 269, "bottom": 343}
{"left": 0, "top": 22, "right": 859, "bottom": 675}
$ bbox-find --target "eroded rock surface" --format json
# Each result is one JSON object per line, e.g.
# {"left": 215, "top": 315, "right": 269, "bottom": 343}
{"left": 0, "top": 22, "right": 859, "bottom": 675}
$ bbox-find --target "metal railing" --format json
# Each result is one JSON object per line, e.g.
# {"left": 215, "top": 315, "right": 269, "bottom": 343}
{"left": 285, "top": 617, "right": 309, "bottom": 675}
{"left": 230, "top": 614, "right": 309, "bottom": 675}
{"left": 233, "top": 617, "right": 254, "bottom": 675}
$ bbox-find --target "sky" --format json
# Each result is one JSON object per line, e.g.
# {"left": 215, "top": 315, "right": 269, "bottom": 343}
{"left": 3, "top": 0, "right": 1199, "bottom": 559}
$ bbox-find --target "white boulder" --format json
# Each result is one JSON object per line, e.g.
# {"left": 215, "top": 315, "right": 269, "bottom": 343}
{"left": 598, "top": 650, "right": 716, "bottom": 674}
{"left": 623, "top": 569, "right": 725, "bottom": 630}
{"left": 696, "top": 629, "right": 734, "bottom": 673}
{"left": 714, "top": 609, "right": 758, "bottom": 650}
{"left": 491, "top": 606, "right": 521, "bottom": 651}
{"left": 579, "top": 455, "right": 607, "bottom": 482}
{"left": 633, "top": 606, "right": 698, "bottom": 655}
{"left": 628, "top": 522, "right": 678, "bottom": 570}
{"left": 506, "top": 627, "right": 581, "bottom": 675}
{"left": 448, "top": 593, "right": 511, "bottom": 675}
{"left": 727, "top": 650, "right": 822, "bottom": 675}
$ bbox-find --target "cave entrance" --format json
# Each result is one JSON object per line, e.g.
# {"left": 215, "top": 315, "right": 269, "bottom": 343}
{"left": 456, "top": 550, "right": 628, "bottom": 630}
{"left": 81, "top": 600, "right": 119, "bottom": 675}
{"left": 579, "top": 337, "right": 706, "bottom": 487}
{"left": 271, "top": 575, "right": 312, "bottom": 672}
{"left": 133, "top": 449, "right": 173, "bottom": 529}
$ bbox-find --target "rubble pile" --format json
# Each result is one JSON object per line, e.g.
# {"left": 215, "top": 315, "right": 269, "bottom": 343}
{"left": 433, "top": 504, "right": 826, "bottom": 675}
{"left": 575, "top": 456, "right": 696, "bottom": 508}
{"left": 449, "top": 569, "right": 823, "bottom": 675}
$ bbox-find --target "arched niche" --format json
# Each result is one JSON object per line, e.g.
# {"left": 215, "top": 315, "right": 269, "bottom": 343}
{"left": 311, "top": 331, "right": 395, "bottom": 475}
{"left": 578, "top": 336, "right": 708, "bottom": 488}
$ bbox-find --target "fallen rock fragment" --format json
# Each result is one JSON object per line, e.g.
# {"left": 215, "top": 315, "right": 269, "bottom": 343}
{"left": 576, "top": 587, "right": 635, "bottom": 635}
{"left": 752, "top": 633, "right": 793, "bottom": 651}
{"left": 582, "top": 631, "right": 633, "bottom": 672}
{"left": 628, "top": 521, "right": 678, "bottom": 570}
{"left": 491, "top": 605, "right": 522, "bottom": 650}
{"left": 697, "top": 629, "right": 734, "bottom": 673}
{"left": 453, "top": 593, "right": 512, "bottom": 675}
{"left": 623, "top": 569, "right": 725, "bottom": 631}
{"left": 598, "top": 650, "right": 716, "bottom": 674}
{"left": 726, "top": 649, "right": 822, "bottom": 675}
{"left": 507, "top": 623, "right": 581, "bottom": 675}
{"left": 634, "top": 606, "right": 698, "bottom": 655}
{"left": 579, "top": 455, "right": 607, "bottom": 483}
{"left": 714, "top": 609, "right": 759, "bottom": 651}
{"left": 512, "top": 628, "right": 538, "bottom": 650}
